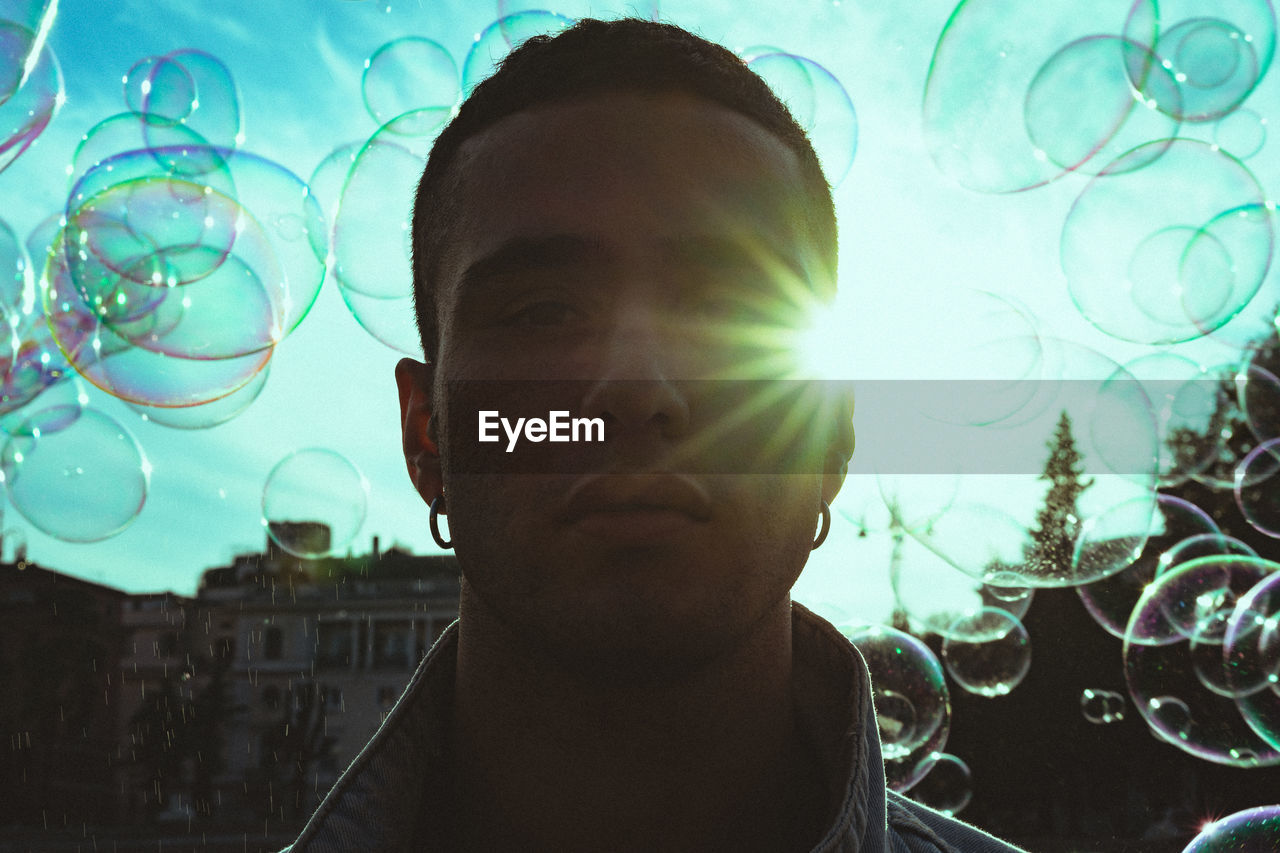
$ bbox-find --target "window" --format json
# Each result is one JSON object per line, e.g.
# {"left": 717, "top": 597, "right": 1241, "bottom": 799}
{"left": 316, "top": 622, "right": 353, "bottom": 670}
{"left": 262, "top": 685, "right": 280, "bottom": 710}
{"left": 264, "top": 626, "right": 283, "bottom": 660}
{"left": 372, "top": 621, "right": 411, "bottom": 670}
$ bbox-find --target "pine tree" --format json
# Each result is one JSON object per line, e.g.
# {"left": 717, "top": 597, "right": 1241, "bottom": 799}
{"left": 1024, "top": 411, "right": 1094, "bottom": 579}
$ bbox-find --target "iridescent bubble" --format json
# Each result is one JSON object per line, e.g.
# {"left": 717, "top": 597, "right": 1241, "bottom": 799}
{"left": 124, "top": 50, "right": 242, "bottom": 151}
{"left": 1236, "top": 438, "right": 1280, "bottom": 537}
{"left": 747, "top": 53, "right": 857, "bottom": 185}
{"left": 1124, "top": 0, "right": 1277, "bottom": 123}
{"left": 462, "top": 13, "right": 574, "bottom": 94}
{"left": 125, "top": 363, "right": 269, "bottom": 429}
{"left": 0, "top": 406, "right": 148, "bottom": 542}
{"left": 0, "top": 19, "right": 62, "bottom": 174}
{"left": 1078, "top": 494, "right": 1218, "bottom": 639}
{"left": 1062, "top": 141, "right": 1272, "bottom": 345}
{"left": 123, "top": 54, "right": 195, "bottom": 126}
{"left": 908, "top": 753, "right": 972, "bottom": 816}
{"left": 1081, "top": 688, "right": 1128, "bottom": 724}
{"left": 840, "top": 624, "right": 950, "bottom": 792}
{"left": 362, "top": 38, "right": 458, "bottom": 132}
{"left": 1124, "top": 555, "right": 1280, "bottom": 765}
{"left": 336, "top": 280, "right": 421, "bottom": 356}
{"left": 1225, "top": 571, "right": 1280, "bottom": 749}
{"left": 0, "top": 371, "right": 87, "bottom": 438}
{"left": 1183, "top": 805, "right": 1280, "bottom": 852}
{"left": 1214, "top": 108, "right": 1267, "bottom": 159}
{"left": 1024, "top": 35, "right": 1180, "bottom": 177}
{"left": 331, "top": 111, "right": 450, "bottom": 300}
{"left": 922, "top": 1, "right": 1161, "bottom": 193}
{"left": 262, "top": 448, "right": 368, "bottom": 559}
{"left": 1160, "top": 533, "right": 1259, "bottom": 577}
{"left": 942, "top": 608, "right": 1031, "bottom": 697}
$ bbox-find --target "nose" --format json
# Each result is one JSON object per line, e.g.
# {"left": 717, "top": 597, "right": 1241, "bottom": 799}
{"left": 578, "top": 304, "right": 692, "bottom": 440}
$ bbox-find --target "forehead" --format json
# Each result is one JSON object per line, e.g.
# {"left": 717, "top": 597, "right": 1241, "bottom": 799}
{"left": 438, "top": 91, "right": 817, "bottom": 292}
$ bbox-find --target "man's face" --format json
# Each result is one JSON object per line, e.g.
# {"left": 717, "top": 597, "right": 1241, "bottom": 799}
{"left": 423, "top": 91, "right": 844, "bottom": 676}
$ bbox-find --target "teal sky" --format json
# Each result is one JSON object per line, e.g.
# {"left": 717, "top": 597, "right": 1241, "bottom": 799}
{"left": 1, "top": 0, "right": 1276, "bottom": 630}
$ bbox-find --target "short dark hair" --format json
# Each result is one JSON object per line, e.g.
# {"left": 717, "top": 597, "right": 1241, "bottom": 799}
{"left": 409, "top": 17, "right": 838, "bottom": 362}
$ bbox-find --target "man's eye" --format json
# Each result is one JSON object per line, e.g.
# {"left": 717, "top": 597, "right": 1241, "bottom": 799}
{"left": 505, "top": 301, "right": 578, "bottom": 327}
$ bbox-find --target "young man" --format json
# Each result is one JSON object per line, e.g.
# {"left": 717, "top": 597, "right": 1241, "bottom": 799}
{"left": 285, "top": 18, "right": 1025, "bottom": 852}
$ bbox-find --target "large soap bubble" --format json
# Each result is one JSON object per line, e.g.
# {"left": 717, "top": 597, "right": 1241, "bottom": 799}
{"left": 1077, "top": 494, "right": 1219, "bottom": 638}
{"left": 1, "top": 406, "right": 149, "bottom": 542}
{"left": 748, "top": 53, "right": 857, "bottom": 186}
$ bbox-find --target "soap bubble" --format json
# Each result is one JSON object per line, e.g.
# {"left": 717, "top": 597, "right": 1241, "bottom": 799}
{"left": 122, "top": 50, "right": 241, "bottom": 150}
{"left": 908, "top": 753, "right": 972, "bottom": 815}
{"left": 125, "top": 363, "right": 269, "bottom": 430}
{"left": 0, "top": 19, "right": 62, "bottom": 174}
{"left": 362, "top": 38, "right": 459, "bottom": 132}
{"left": 1238, "top": 357, "right": 1280, "bottom": 447}
{"left": 1124, "top": 555, "right": 1280, "bottom": 765}
{"left": 1, "top": 406, "right": 148, "bottom": 542}
{"left": 262, "top": 448, "right": 368, "bottom": 558}
{"left": 1224, "top": 571, "right": 1280, "bottom": 749}
{"left": 841, "top": 624, "right": 950, "bottom": 791}
{"left": 1081, "top": 688, "right": 1127, "bottom": 724}
{"left": 1162, "top": 533, "right": 1260, "bottom": 577}
{"left": 331, "top": 111, "right": 450, "bottom": 300}
{"left": 1236, "top": 438, "right": 1280, "bottom": 537}
{"left": 1062, "top": 141, "right": 1272, "bottom": 345}
{"left": 747, "top": 53, "right": 857, "bottom": 185}
{"left": 1183, "top": 805, "right": 1280, "bottom": 852}
{"left": 1024, "top": 35, "right": 1180, "bottom": 177}
{"left": 942, "top": 608, "right": 1032, "bottom": 697}
{"left": 1078, "top": 494, "right": 1219, "bottom": 639}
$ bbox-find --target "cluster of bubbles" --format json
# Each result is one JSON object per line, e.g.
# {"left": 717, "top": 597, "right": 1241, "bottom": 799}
{"left": 1081, "top": 687, "right": 1128, "bottom": 724}
{"left": 0, "top": 2, "right": 862, "bottom": 554}
{"left": 832, "top": 0, "right": 1280, "bottom": 833}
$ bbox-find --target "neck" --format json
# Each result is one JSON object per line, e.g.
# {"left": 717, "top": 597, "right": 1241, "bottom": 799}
{"left": 449, "top": 585, "right": 825, "bottom": 853}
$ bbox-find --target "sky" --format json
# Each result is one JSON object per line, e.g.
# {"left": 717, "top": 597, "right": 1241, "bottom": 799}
{"left": 1, "top": 0, "right": 1277, "bottom": 630}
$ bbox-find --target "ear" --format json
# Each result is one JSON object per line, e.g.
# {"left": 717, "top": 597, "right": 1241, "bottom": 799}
{"left": 395, "top": 357, "right": 443, "bottom": 507}
{"left": 821, "top": 384, "right": 855, "bottom": 506}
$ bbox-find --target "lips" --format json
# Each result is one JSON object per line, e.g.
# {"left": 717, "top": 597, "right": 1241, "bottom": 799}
{"left": 557, "top": 472, "right": 713, "bottom": 525}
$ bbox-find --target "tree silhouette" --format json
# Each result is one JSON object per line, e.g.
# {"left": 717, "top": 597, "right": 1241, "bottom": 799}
{"left": 1024, "top": 411, "right": 1095, "bottom": 579}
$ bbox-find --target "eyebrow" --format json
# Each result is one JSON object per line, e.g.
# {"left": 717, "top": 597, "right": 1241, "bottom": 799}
{"left": 458, "top": 235, "right": 610, "bottom": 292}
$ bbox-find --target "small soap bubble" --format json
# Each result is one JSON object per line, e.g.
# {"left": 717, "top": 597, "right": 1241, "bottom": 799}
{"left": 908, "top": 753, "right": 972, "bottom": 815}
{"left": 1081, "top": 688, "right": 1127, "bottom": 724}
{"left": 942, "top": 608, "right": 1032, "bottom": 697}
{"left": 262, "top": 448, "right": 368, "bottom": 559}
{"left": 747, "top": 53, "right": 857, "bottom": 186}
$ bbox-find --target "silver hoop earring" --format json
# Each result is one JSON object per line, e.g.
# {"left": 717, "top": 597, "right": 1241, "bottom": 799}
{"left": 429, "top": 495, "right": 453, "bottom": 550}
{"left": 812, "top": 501, "right": 831, "bottom": 550}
